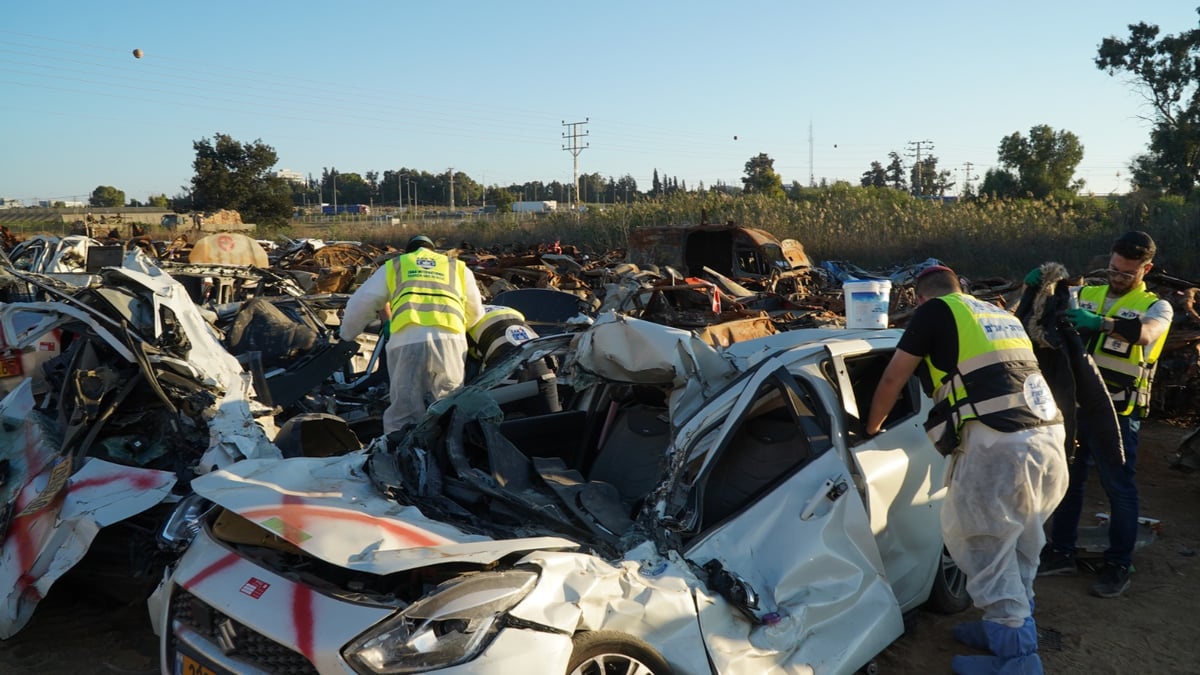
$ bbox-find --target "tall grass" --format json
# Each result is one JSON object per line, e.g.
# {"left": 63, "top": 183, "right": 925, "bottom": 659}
{"left": 5, "top": 188, "right": 1197, "bottom": 281}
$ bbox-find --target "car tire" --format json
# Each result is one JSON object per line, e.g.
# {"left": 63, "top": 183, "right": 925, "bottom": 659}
{"left": 566, "top": 630, "right": 674, "bottom": 675}
{"left": 926, "top": 545, "right": 971, "bottom": 614}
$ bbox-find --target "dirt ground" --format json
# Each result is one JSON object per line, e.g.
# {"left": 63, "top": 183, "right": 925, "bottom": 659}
{"left": 877, "top": 419, "right": 1200, "bottom": 675}
{"left": 0, "top": 421, "right": 1197, "bottom": 675}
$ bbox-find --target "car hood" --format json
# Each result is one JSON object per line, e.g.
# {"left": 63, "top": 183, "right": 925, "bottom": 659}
{"left": 191, "top": 452, "right": 580, "bottom": 575}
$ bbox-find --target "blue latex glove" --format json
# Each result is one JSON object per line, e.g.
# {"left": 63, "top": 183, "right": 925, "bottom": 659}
{"left": 1064, "top": 307, "right": 1103, "bottom": 332}
{"left": 1023, "top": 268, "right": 1042, "bottom": 286}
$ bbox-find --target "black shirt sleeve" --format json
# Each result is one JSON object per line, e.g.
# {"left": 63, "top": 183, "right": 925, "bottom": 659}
{"left": 897, "top": 298, "right": 959, "bottom": 394}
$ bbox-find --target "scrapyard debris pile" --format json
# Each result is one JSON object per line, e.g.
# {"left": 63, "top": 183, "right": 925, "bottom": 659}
{"left": 0, "top": 223, "right": 1199, "bottom": 642}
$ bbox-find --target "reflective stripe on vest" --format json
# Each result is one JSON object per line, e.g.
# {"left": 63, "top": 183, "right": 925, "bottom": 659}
{"left": 1078, "top": 283, "right": 1167, "bottom": 415}
{"left": 924, "top": 293, "right": 1056, "bottom": 434}
{"left": 385, "top": 250, "right": 468, "bottom": 334}
{"left": 468, "top": 305, "right": 534, "bottom": 362}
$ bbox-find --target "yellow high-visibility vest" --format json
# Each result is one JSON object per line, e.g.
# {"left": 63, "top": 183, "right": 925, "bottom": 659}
{"left": 924, "top": 293, "right": 1059, "bottom": 439}
{"left": 1079, "top": 284, "right": 1167, "bottom": 416}
{"left": 385, "top": 250, "right": 468, "bottom": 334}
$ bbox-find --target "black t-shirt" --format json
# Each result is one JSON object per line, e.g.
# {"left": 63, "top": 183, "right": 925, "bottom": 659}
{"left": 897, "top": 297, "right": 960, "bottom": 396}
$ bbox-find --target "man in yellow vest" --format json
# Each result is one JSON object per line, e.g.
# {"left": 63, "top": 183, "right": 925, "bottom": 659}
{"left": 339, "top": 235, "right": 484, "bottom": 433}
{"left": 867, "top": 265, "right": 1067, "bottom": 675}
{"left": 1037, "top": 231, "right": 1173, "bottom": 599}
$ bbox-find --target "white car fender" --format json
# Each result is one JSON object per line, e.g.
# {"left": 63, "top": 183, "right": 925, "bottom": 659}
{"left": 509, "top": 544, "right": 712, "bottom": 675}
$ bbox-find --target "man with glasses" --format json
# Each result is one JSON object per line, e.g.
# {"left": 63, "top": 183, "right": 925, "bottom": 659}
{"left": 1035, "top": 231, "right": 1173, "bottom": 598}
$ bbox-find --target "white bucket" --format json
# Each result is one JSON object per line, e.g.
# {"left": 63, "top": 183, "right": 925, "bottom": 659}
{"left": 844, "top": 279, "right": 891, "bottom": 329}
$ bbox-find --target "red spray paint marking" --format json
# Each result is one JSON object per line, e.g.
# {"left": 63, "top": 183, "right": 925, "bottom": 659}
{"left": 292, "top": 581, "right": 316, "bottom": 660}
{"left": 70, "top": 470, "right": 167, "bottom": 492}
{"left": 242, "top": 498, "right": 449, "bottom": 548}
{"left": 181, "top": 552, "right": 241, "bottom": 591}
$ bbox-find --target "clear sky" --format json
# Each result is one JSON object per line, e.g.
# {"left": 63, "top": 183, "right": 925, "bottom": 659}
{"left": 2, "top": 2, "right": 1195, "bottom": 206}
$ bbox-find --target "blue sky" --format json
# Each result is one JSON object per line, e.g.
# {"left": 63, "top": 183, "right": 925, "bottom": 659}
{"left": 2, "top": 2, "right": 1195, "bottom": 205}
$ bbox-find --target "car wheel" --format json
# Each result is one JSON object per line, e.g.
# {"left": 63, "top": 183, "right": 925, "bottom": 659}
{"left": 566, "top": 630, "right": 673, "bottom": 675}
{"left": 926, "top": 545, "right": 971, "bottom": 614}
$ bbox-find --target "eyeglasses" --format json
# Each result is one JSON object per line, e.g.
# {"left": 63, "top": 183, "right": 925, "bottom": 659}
{"left": 1106, "top": 267, "right": 1139, "bottom": 282}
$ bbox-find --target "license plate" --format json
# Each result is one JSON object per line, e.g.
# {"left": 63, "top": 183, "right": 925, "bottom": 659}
{"left": 0, "top": 355, "right": 21, "bottom": 378}
{"left": 174, "top": 651, "right": 221, "bottom": 675}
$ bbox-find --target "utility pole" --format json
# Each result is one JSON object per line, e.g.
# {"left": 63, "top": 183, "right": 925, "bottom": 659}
{"left": 905, "top": 140, "right": 934, "bottom": 196}
{"left": 448, "top": 167, "right": 454, "bottom": 209}
{"left": 562, "top": 119, "right": 589, "bottom": 207}
{"left": 808, "top": 120, "right": 815, "bottom": 188}
{"left": 961, "top": 161, "right": 977, "bottom": 196}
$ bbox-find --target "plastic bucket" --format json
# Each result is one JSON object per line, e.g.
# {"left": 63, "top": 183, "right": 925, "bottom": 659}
{"left": 844, "top": 279, "right": 891, "bottom": 329}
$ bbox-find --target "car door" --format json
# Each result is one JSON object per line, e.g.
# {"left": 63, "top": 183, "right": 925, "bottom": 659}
{"left": 673, "top": 356, "right": 904, "bottom": 674}
{"left": 822, "top": 343, "right": 949, "bottom": 611}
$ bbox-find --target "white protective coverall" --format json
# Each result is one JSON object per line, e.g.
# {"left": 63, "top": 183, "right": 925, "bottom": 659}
{"left": 943, "top": 420, "right": 1068, "bottom": 626}
{"left": 339, "top": 254, "right": 484, "bottom": 432}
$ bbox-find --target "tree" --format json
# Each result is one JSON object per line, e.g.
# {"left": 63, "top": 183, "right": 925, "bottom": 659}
{"left": 89, "top": 185, "right": 125, "bottom": 207}
{"left": 741, "top": 153, "right": 786, "bottom": 198}
{"left": 886, "top": 152, "right": 907, "bottom": 191}
{"left": 486, "top": 187, "right": 515, "bottom": 212}
{"left": 190, "top": 134, "right": 292, "bottom": 226}
{"left": 148, "top": 194, "right": 170, "bottom": 208}
{"left": 995, "top": 125, "right": 1085, "bottom": 198}
{"left": 321, "top": 169, "right": 372, "bottom": 206}
{"left": 1096, "top": 10, "right": 1200, "bottom": 194}
{"left": 861, "top": 161, "right": 888, "bottom": 188}
{"left": 978, "top": 167, "right": 1021, "bottom": 198}
{"left": 910, "top": 155, "right": 955, "bottom": 197}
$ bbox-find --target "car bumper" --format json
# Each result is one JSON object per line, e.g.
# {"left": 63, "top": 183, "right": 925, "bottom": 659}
{"left": 160, "top": 528, "right": 573, "bottom": 675}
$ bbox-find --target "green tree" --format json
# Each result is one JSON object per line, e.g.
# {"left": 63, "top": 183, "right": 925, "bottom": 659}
{"left": 148, "top": 193, "right": 170, "bottom": 208}
{"left": 978, "top": 167, "right": 1021, "bottom": 198}
{"left": 910, "top": 156, "right": 955, "bottom": 197}
{"left": 1096, "top": 10, "right": 1200, "bottom": 194}
{"left": 320, "top": 169, "right": 372, "bottom": 206}
{"left": 190, "top": 133, "right": 291, "bottom": 226}
{"left": 861, "top": 161, "right": 888, "bottom": 188}
{"left": 486, "top": 187, "right": 515, "bottom": 212}
{"left": 995, "top": 125, "right": 1085, "bottom": 198}
{"left": 742, "top": 153, "right": 786, "bottom": 198}
{"left": 886, "top": 152, "right": 907, "bottom": 191}
{"left": 89, "top": 185, "right": 125, "bottom": 207}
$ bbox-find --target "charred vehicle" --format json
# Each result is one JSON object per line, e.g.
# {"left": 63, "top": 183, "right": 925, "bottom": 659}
{"left": 153, "top": 313, "right": 968, "bottom": 675}
{"left": 627, "top": 223, "right": 814, "bottom": 296}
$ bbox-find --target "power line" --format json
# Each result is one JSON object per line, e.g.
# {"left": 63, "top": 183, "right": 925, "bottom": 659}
{"left": 906, "top": 139, "right": 934, "bottom": 195}
{"left": 562, "top": 119, "right": 589, "bottom": 207}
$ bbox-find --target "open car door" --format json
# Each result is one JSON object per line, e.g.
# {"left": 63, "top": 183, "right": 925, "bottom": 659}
{"left": 675, "top": 358, "right": 904, "bottom": 673}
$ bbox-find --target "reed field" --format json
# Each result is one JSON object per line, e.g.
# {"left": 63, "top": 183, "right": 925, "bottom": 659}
{"left": 3, "top": 187, "right": 1198, "bottom": 281}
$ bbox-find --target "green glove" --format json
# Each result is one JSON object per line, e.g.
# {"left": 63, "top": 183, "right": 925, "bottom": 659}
{"left": 1064, "top": 307, "right": 1103, "bottom": 332}
{"left": 1023, "top": 268, "right": 1042, "bottom": 286}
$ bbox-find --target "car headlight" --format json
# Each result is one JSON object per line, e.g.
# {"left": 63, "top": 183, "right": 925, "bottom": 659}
{"left": 156, "top": 493, "right": 215, "bottom": 551}
{"left": 344, "top": 568, "right": 539, "bottom": 674}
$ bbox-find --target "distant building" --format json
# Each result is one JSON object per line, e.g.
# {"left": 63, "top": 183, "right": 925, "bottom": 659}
{"left": 36, "top": 200, "right": 86, "bottom": 208}
{"left": 0, "top": 198, "right": 19, "bottom": 209}
{"left": 275, "top": 169, "right": 306, "bottom": 185}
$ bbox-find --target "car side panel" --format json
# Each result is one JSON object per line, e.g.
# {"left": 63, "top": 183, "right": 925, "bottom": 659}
{"left": 687, "top": 449, "right": 904, "bottom": 675}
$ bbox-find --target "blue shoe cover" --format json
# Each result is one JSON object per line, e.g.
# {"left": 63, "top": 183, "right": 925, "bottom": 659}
{"left": 952, "top": 621, "right": 989, "bottom": 650}
{"left": 951, "top": 618, "right": 1041, "bottom": 674}
{"left": 951, "top": 653, "right": 1043, "bottom": 675}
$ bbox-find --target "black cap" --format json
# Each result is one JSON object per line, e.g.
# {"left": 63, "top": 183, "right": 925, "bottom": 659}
{"left": 406, "top": 235, "right": 434, "bottom": 253}
{"left": 1112, "top": 230, "right": 1155, "bottom": 259}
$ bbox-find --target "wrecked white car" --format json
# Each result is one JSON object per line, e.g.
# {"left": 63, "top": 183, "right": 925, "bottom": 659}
{"left": 153, "top": 313, "right": 968, "bottom": 674}
{"left": 0, "top": 253, "right": 289, "bottom": 639}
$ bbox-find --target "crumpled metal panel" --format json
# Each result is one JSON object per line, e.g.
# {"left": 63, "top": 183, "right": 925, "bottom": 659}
{"left": 117, "top": 255, "right": 281, "bottom": 467}
{"left": 574, "top": 312, "right": 738, "bottom": 389}
{"left": 191, "top": 453, "right": 580, "bottom": 573}
{"left": 687, "top": 449, "right": 903, "bottom": 675}
{"left": 0, "top": 379, "right": 176, "bottom": 638}
{"left": 509, "top": 544, "right": 714, "bottom": 675}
